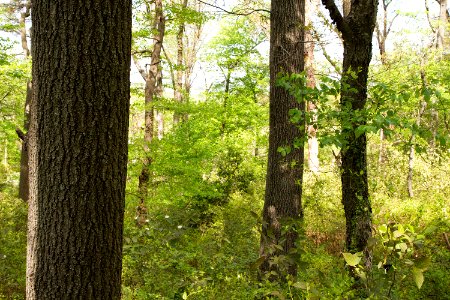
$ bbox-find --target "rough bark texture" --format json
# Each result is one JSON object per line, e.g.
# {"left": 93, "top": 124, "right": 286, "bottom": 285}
{"left": 322, "top": 0, "right": 377, "bottom": 254}
{"left": 259, "top": 0, "right": 305, "bottom": 277}
{"left": 27, "top": 1, "right": 131, "bottom": 299}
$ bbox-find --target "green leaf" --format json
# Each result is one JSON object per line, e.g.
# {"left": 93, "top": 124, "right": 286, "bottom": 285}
{"left": 250, "top": 256, "right": 265, "bottom": 269}
{"left": 292, "top": 281, "right": 308, "bottom": 290}
{"left": 395, "top": 242, "right": 408, "bottom": 252}
{"left": 269, "top": 291, "right": 285, "bottom": 300}
{"left": 342, "top": 252, "right": 361, "bottom": 267}
{"left": 412, "top": 267, "right": 424, "bottom": 289}
{"left": 378, "top": 224, "right": 388, "bottom": 234}
{"left": 414, "top": 256, "right": 431, "bottom": 271}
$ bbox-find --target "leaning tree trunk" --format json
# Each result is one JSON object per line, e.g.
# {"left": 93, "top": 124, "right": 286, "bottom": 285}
{"left": 322, "top": 0, "right": 377, "bottom": 256}
{"left": 259, "top": 0, "right": 305, "bottom": 278}
{"left": 27, "top": 1, "right": 131, "bottom": 299}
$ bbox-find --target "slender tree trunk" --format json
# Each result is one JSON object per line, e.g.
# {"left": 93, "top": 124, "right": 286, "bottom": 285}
{"left": 156, "top": 68, "right": 164, "bottom": 140}
{"left": 138, "top": 0, "right": 166, "bottom": 206}
{"left": 173, "top": 0, "right": 189, "bottom": 125}
{"left": 437, "top": 0, "right": 448, "bottom": 49}
{"left": 322, "top": 0, "right": 377, "bottom": 258}
{"left": 376, "top": 0, "right": 396, "bottom": 166}
{"left": 19, "top": 1, "right": 31, "bottom": 57}
{"left": 17, "top": 0, "right": 31, "bottom": 201}
{"left": 183, "top": 15, "right": 203, "bottom": 122}
{"left": 18, "top": 81, "right": 32, "bottom": 201}
{"left": 259, "top": 0, "right": 305, "bottom": 278}
{"left": 220, "top": 69, "right": 232, "bottom": 135}
{"left": 27, "top": 1, "right": 131, "bottom": 298}
{"left": 306, "top": 0, "right": 319, "bottom": 173}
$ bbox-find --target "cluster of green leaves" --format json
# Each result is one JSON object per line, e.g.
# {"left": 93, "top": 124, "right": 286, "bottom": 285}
{"left": 276, "top": 52, "right": 450, "bottom": 156}
{"left": 343, "top": 223, "right": 429, "bottom": 298}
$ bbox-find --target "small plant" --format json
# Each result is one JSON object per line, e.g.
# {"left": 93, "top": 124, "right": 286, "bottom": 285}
{"left": 342, "top": 223, "right": 430, "bottom": 298}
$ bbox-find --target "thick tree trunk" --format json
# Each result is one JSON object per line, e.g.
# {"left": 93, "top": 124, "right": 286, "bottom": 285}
{"left": 322, "top": 0, "right": 377, "bottom": 257}
{"left": 27, "top": 1, "right": 131, "bottom": 299}
{"left": 259, "top": 0, "right": 305, "bottom": 278}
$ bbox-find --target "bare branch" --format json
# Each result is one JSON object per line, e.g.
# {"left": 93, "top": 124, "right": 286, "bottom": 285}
{"left": 386, "top": 13, "right": 399, "bottom": 36}
{"left": 197, "top": 0, "right": 270, "bottom": 16}
{"left": 132, "top": 56, "right": 147, "bottom": 81}
{"left": 321, "top": 0, "right": 352, "bottom": 39}
{"left": 311, "top": 27, "right": 342, "bottom": 74}
{"left": 16, "top": 128, "right": 26, "bottom": 141}
{"left": 1, "top": 92, "right": 10, "bottom": 102}
{"left": 425, "top": 0, "right": 436, "bottom": 33}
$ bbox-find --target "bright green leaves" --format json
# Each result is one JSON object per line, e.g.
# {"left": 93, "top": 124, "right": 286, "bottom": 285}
{"left": 342, "top": 223, "right": 430, "bottom": 296}
{"left": 412, "top": 267, "right": 424, "bottom": 289}
{"left": 342, "top": 252, "right": 362, "bottom": 267}
{"left": 412, "top": 256, "right": 431, "bottom": 288}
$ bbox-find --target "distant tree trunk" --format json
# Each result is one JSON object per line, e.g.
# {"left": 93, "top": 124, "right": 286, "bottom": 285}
{"left": 306, "top": 0, "right": 319, "bottom": 173}
{"left": 259, "top": 0, "right": 305, "bottom": 278}
{"left": 17, "top": 0, "right": 31, "bottom": 201}
{"left": 220, "top": 69, "right": 232, "bottom": 135}
{"left": 173, "top": 0, "right": 189, "bottom": 125}
{"left": 18, "top": 81, "right": 32, "bottom": 201}
{"left": 375, "top": 0, "right": 397, "bottom": 166}
{"left": 437, "top": 0, "right": 448, "bottom": 49}
{"left": 322, "top": 0, "right": 377, "bottom": 257}
{"left": 183, "top": 8, "right": 204, "bottom": 122}
{"left": 156, "top": 68, "right": 164, "bottom": 140}
{"left": 19, "top": 1, "right": 31, "bottom": 57}
{"left": 27, "top": 1, "right": 131, "bottom": 298}
{"left": 138, "top": 0, "right": 165, "bottom": 208}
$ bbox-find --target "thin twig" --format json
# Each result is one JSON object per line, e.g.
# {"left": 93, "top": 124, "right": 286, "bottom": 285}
{"left": 197, "top": 0, "right": 270, "bottom": 16}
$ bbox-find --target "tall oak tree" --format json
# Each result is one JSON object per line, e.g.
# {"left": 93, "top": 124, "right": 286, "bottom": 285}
{"left": 322, "top": 0, "right": 378, "bottom": 256}
{"left": 27, "top": 1, "right": 132, "bottom": 298}
{"left": 259, "top": 0, "right": 305, "bottom": 277}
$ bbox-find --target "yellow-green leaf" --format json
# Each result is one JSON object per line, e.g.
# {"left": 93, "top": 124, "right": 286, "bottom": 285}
{"left": 343, "top": 252, "right": 361, "bottom": 267}
{"left": 412, "top": 267, "right": 424, "bottom": 289}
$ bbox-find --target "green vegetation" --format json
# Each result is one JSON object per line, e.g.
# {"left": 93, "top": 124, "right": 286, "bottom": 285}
{"left": 0, "top": 0, "right": 449, "bottom": 299}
